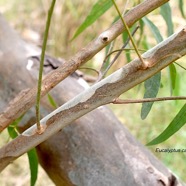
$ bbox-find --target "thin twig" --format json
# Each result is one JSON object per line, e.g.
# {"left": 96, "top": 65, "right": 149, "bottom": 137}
{"left": 112, "top": 0, "right": 146, "bottom": 67}
{"left": 98, "top": 26, "right": 139, "bottom": 81}
{"left": 174, "top": 62, "right": 186, "bottom": 71}
{"left": 78, "top": 67, "right": 100, "bottom": 76}
{"left": 98, "top": 1, "right": 129, "bottom": 81}
{"left": 35, "top": 0, "right": 56, "bottom": 134}
{"left": 102, "top": 48, "right": 145, "bottom": 61}
{"left": 112, "top": 96, "right": 186, "bottom": 104}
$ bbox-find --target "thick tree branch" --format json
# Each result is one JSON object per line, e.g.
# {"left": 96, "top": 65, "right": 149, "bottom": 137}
{"left": 0, "top": 25, "right": 186, "bottom": 172}
{"left": 0, "top": 0, "right": 169, "bottom": 131}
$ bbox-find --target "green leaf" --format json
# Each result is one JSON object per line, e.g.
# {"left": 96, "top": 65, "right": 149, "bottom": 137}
{"left": 142, "top": 17, "right": 163, "bottom": 43}
{"left": 169, "top": 63, "right": 177, "bottom": 95}
{"left": 141, "top": 72, "right": 161, "bottom": 119}
{"left": 137, "top": 19, "right": 144, "bottom": 46}
{"left": 172, "top": 71, "right": 180, "bottom": 97}
{"left": 71, "top": 0, "right": 113, "bottom": 40}
{"left": 122, "top": 30, "right": 131, "bottom": 62}
{"left": 147, "top": 104, "right": 186, "bottom": 145}
{"left": 179, "top": 0, "right": 186, "bottom": 18}
{"left": 27, "top": 148, "right": 38, "bottom": 186}
{"left": 141, "top": 35, "right": 150, "bottom": 50}
{"left": 47, "top": 93, "right": 58, "bottom": 108}
{"left": 160, "top": 2, "right": 174, "bottom": 36}
{"left": 160, "top": 3, "right": 176, "bottom": 95}
{"left": 7, "top": 115, "right": 38, "bottom": 186}
{"left": 7, "top": 126, "right": 18, "bottom": 139}
{"left": 7, "top": 115, "right": 24, "bottom": 139}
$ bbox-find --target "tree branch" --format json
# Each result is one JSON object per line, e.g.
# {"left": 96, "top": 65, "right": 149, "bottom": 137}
{"left": 0, "top": 0, "right": 169, "bottom": 131}
{"left": 0, "top": 25, "right": 186, "bottom": 172}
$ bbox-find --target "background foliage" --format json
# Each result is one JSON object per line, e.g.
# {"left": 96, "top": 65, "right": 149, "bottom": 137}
{"left": 0, "top": 0, "right": 186, "bottom": 185}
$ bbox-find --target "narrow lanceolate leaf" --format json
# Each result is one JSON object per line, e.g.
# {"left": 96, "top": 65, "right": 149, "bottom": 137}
{"left": 71, "top": 0, "right": 113, "bottom": 40}
{"left": 122, "top": 29, "right": 131, "bottom": 62}
{"left": 141, "top": 72, "right": 161, "bottom": 119}
{"left": 47, "top": 93, "right": 58, "bottom": 109}
{"left": 27, "top": 149, "right": 38, "bottom": 186}
{"left": 142, "top": 17, "right": 163, "bottom": 43}
{"left": 147, "top": 104, "right": 186, "bottom": 145}
{"left": 160, "top": 3, "right": 176, "bottom": 95}
{"left": 7, "top": 115, "right": 24, "bottom": 139}
{"left": 160, "top": 2, "right": 174, "bottom": 36}
{"left": 179, "top": 0, "right": 186, "bottom": 18}
{"left": 7, "top": 116, "right": 38, "bottom": 186}
{"left": 169, "top": 63, "right": 177, "bottom": 95}
{"left": 7, "top": 127, "right": 18, "bottom": 139}
{"left": 140, "top": 17, "right": 163, "bottom": 119}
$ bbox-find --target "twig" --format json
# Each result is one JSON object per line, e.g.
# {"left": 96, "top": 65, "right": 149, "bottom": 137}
{"left": 78, "top": 67, "right": 99, "bottom": 77}
{"left": 98, "top": 26, "right": 139, "bottom": 81}
{"left": 112, "top": 96, "right": 186, "bottom": 104}
{"left": 174, "top": 61, "right": 186, "bottom": 71}
{"left": 35, "top": 0, "right": 56, "bottom": 134}
{"left": 112, "top": 0, "right": 146, "bottom": 68}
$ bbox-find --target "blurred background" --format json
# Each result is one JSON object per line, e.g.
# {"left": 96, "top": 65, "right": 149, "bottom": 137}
{"left": 0, "top": 0, "right": 186, "bottom": 185}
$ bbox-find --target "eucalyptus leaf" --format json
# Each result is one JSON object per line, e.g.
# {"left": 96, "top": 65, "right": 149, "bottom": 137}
{"left": 7, "top": 115, "right": 39, "bottom": 186}
{"left": 147, "top": 104, "right": 186, "bottom": 145}
{"left": 7, "top": 115, "right": 24, "bottom": 139}
{"left": 122, "top": 29, "right": 131, "bottom": 62}
{"left": 142, "top": 17, "right": 163, "bottom": 43}
{"left": 137, "top": 19, "right": 144, "bottom": 46}
{"left": 71, "top": 0, "right": 113, "bottom": 40}
{"left": 179, "top": 0, "right": 186, "bottom": 18}
{"left": 169, "top": 63, "right": 177, "bottom": 95}
{"left": 141, "top": 72, "right": 161, "bottom": 119}
{"left": 160, "top": 3, "right": 176, "bottom": 95}
{"left": 160, "top": 2, "right": 174, "bottom": 36}
{"left": 47, "top": 93, "right": 58, "bottom": 108}
{"left": 27, "top": 149, "right": 39, "bottom": 186}
{"left": 7, "top": 126, "right": 18, "bottom": 139}
{"left": 141, "top": 20, "right": 162, "bottom": 119}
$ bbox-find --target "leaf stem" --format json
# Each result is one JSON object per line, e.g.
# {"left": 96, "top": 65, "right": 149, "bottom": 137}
{"left": 35, "top": 0, "right": 56, "bottom": 134}
{"left": 111, "top": 0, "right": 145, "bottom": 67}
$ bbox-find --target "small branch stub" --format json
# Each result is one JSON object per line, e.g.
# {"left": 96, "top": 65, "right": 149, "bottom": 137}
{"left": 102, "top": 36, "right": 109, "bottom": 43}
{"left": 36, "top": 125, "right": 46, "bottom": 135}
{"left": 99, "top": 31, "right": 110, "bottom": 44}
